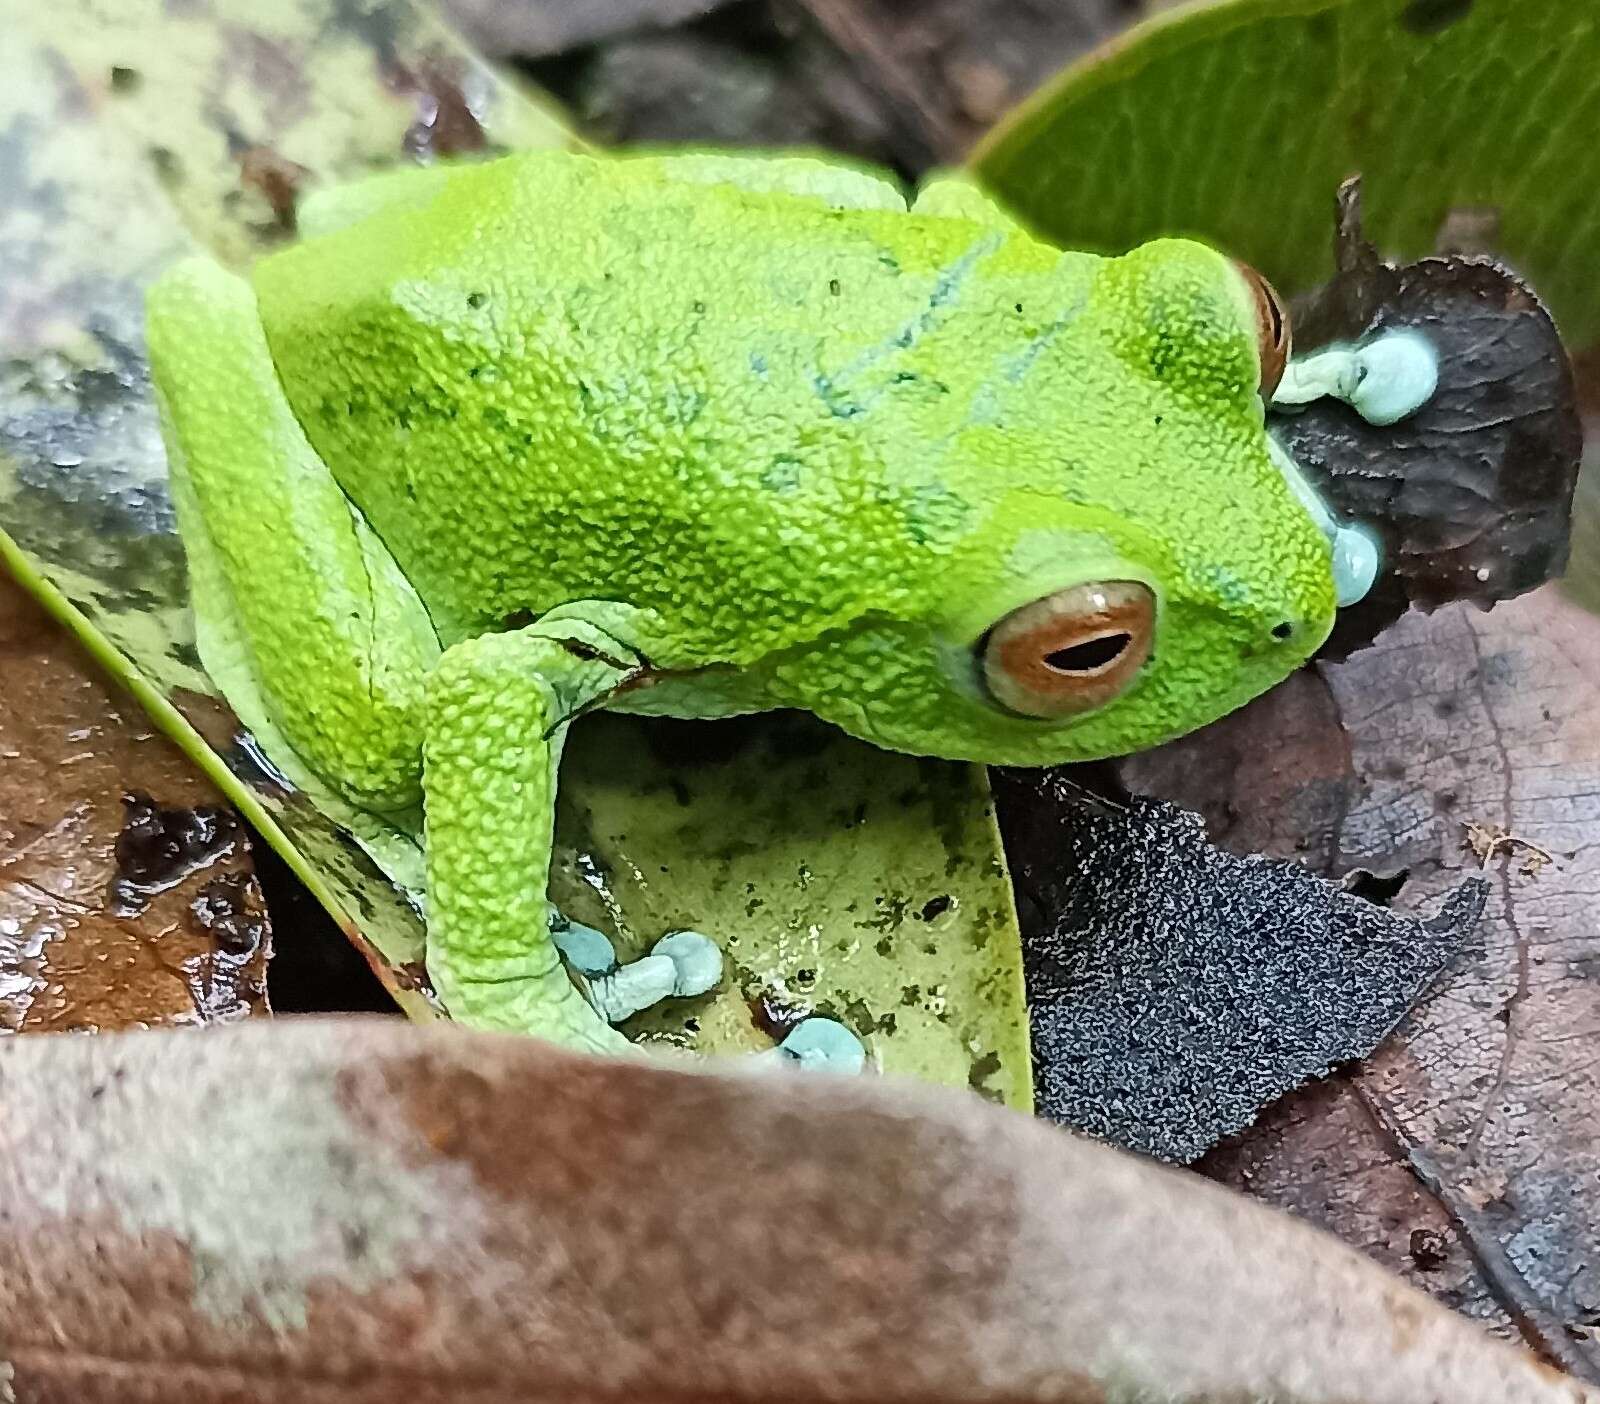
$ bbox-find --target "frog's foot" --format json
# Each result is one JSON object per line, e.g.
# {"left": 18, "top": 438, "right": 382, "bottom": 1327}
{"left": 1271, "top": 327, "right": 1439, "bottom": 427}
{"left": 1267, "top": 431, "right": 1384, "bottom": 609}
{"left": 1266, "top": 330, "right": 1438, "bottom": 607}
{"left": 429, "top": 947, "right": 633, "bottom": 1055}
{"left": 548, "top": 913, "right": 865, "bottom": 1070}
{"left": 752, "top": 1018, "right": 869, "bottom": 1074}
{"left": 551, "top": 916, "right": 724, "bottom": 1025}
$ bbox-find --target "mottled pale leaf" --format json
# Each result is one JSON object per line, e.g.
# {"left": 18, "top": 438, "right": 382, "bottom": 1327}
{"left": 560, "top": 715, "right": 1027, "bottom": 1100}
{"left": 0, "top": 0, "right": 1030, "bottom": 1100}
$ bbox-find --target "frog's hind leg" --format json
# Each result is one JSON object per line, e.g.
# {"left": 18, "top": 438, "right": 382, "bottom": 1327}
{"left": 421, "top": 615, "right": 865, "bottom": 1064}
{"left": 148, "top": 257, "right": 867, "bottom": 1066}
{"left": 147, "top": 255, "right": 440, "bottom": 816}
{"left": 149, "top": 261, "right": 697, "bottom": 1052}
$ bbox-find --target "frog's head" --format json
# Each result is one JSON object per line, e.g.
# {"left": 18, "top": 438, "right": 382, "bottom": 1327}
{"left": 773, "top": 237, "right": 1369, "bottom": 767}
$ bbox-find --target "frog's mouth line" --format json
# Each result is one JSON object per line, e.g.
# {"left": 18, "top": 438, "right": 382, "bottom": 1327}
{"left": 1267, "top": 436, "right": 1379, "bottom": 609}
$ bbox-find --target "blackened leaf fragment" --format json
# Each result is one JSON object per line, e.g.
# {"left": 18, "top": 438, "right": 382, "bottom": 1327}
{"left": 1272, "top": 180, "right": 1581, "bottom": 657}
{"left": 993, "top": 773, "right": 1486, "bottom": 1163}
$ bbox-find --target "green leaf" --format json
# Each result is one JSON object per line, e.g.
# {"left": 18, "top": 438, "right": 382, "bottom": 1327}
{"left": 972, "top": 0, "right": 1600, "bottom": 350}
{"left": 0, "top": 0, "right": 1031, "bottom": 1105}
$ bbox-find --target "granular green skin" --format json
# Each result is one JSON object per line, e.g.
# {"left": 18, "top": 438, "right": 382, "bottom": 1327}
{"left": 248, "top": 151, "right": 1333, "bottom": 762}
{"left": 145, "top": 149, "right": 1336, "bottom": 1044}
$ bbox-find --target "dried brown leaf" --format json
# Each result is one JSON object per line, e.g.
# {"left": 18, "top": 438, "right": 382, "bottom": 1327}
{"left": 0, "top": 1016, "right": 1591, "bottom": 1402}
{"left": 1272, "top": 181, "right": 1581, "bottom": 657}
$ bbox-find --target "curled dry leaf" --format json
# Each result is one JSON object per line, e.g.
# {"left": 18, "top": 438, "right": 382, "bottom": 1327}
{"left": 1271, "top": 180, "right": 1582, "bottom": 657}
{"left": 1116, "top": 585, "right": 1600, "bottom": 1382}
{"left": 0, "top": 1016, "right": 1592, "bottom": 1403}
{"left": 0, "top": 565, "right": 269, "bottom": 1033}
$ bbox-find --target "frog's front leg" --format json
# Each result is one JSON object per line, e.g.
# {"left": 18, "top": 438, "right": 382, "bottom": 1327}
{"left": 551, "top": 916, "right": 723, "bottom": 1025}
{"left": 1267, "top": 326, "right": 1441, "bottom": 608}
{"left": 422, "top": 616, "right": 673, "bottom": 1051}
{"left": 424, "top": 625, "right": 866, "bottom": 1065}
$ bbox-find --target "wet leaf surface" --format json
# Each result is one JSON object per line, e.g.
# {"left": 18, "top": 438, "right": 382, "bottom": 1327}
{"left": 0, "top": 564, "right": 269, "bottom": 1032}
{"left": 0, "top": 0, "right": 1033, "bottom": 1095}
{"left": 1, "top": 1015, "right": 1593, "bottom": 1403}
{"left": 993, "top": 777, "right": 1486, "bottom": 1163}
{"left": 1107, "top": 585, "right": 1600, "bottom": 1381}
{"left": 1272, "top": 181, "right": 1582, "bottom": 656}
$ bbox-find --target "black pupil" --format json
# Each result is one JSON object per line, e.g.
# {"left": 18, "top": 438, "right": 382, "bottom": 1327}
{"left": 1044, "top": 633, "right": 1130, "bottom": 673}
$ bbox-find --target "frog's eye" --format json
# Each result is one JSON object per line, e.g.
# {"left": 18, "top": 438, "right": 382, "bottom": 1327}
{"left": 1236, "top": 261, "right": 1291, "bottom": 396}
{"left": 982, "top": 582, "right": 1156, "bottom": 719}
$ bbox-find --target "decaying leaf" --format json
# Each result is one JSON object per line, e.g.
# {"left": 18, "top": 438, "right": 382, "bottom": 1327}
{"left": 0, "top": 1016, "right": 1592, "bottom": 1402}
{"left": 993, "top": 776, "right": 1486, "bottom": 1164}
{"left": 1115, "top": 584, "right": 1600, "bottom": 1382}
{"left": 1272, "top": 180, "right": 1581, "bottom": 656}
{"left": 0, "top": 0, "right": 568, "bottom": 1034}
{"left": 0, "top": 564, "right": 269, "bottom": 1033}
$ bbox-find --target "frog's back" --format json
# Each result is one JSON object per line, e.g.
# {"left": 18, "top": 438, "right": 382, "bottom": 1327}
{"left": 251, "top": 150, "right": 1082, "bottom": 656}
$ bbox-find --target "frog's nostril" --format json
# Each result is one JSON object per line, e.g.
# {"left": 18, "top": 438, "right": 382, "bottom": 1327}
{"left": 1271, "top": 620, "right": 1295, "bottom": 642}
